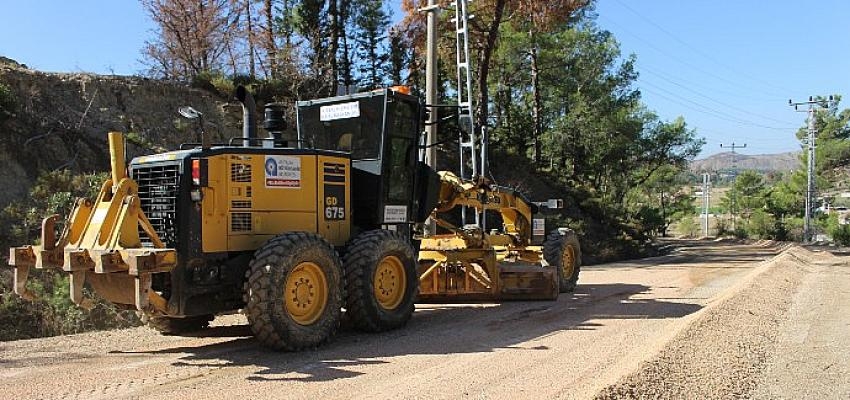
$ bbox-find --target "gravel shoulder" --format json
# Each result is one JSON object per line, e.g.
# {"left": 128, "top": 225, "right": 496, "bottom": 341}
{"left": 753, "top": 248, "right": 850, "bottom": 399}
{"left": 0, "top": 241, "right": 808, "bottom": 400}
{"left": 595, "top": 245, "right": 848, "bottom": 399}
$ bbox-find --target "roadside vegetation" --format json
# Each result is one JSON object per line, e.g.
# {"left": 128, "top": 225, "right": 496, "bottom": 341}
{"left": 0, "top": 171, "right": 140, "bottom": 340}
{"left": 683, "top": 96, "right": 850, "bottom": 243}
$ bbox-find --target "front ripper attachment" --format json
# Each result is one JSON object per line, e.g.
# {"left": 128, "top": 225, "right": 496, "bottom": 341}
{"left": 8, "top": 132, "right": 175, "bottom": 313}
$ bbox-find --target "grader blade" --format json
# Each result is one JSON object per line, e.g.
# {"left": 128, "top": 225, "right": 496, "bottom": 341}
{"left": 7, "top": 132, "right": 176, "bottom": 312}
{"left": 417, "top": 235, "right": 559, "bottom": 302}
{"left": 497, "top": 263, "right": 558, "bottom": 300}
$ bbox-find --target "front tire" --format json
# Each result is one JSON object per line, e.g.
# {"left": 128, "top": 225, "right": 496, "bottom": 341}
{"left": 243, "top": 232, "right": 343, "bottom": 351}
{"left": 543, "top": 229, "right": 582, "bottom": 293}
{"left": 343, "top": 230, "right": 418, "bottom": 332}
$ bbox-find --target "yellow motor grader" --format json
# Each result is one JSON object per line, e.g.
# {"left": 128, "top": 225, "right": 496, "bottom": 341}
{"left": 7, "top": 86, "right": 581, "bottom": 350}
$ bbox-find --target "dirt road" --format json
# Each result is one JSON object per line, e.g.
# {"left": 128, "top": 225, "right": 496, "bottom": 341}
{"left": 1, "top": 241, "right": 846, "bottom": 399}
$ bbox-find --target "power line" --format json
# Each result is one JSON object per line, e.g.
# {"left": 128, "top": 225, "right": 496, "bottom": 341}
{"left": 639, "top": 80, "right": 796, "bottom": 131}
{"left": 598, "top": 15, "right": 790, "bottom": 99}
{"left": 610, "top": 0, "right": 796, "bottom": 95}
{"left": 640, "top": 70, "right": 797, "bottom": 126}
{"left": 639, "top": 66, "right": 783, "bottom": 104}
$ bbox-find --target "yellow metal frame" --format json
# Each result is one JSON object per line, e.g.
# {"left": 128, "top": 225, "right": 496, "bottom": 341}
{"left": 9, "top": 132, "right": 175, "bottom": 312}
{"left": 417, "top": 172, "right": 557, "bottom": 300}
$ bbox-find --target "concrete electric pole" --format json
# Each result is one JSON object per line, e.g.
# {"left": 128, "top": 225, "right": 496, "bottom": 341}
{"left": 789, "top": 95, "right": 836, "bottom": 243}
{"left": 720, "top": 142, "right": 746, "bottom": 231}
{"left": 421, "top": 0, "right": 440, "bottom": 235}
{"left": 702, "top": 173, "right": 711, "bottom": 237}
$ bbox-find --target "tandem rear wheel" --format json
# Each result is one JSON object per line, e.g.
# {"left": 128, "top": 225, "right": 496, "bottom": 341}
{"left": 243, "top": 232, "right": 343, "bottom": 351}
{"left": 343, "top": 229, "right": 418, "bottom": 332}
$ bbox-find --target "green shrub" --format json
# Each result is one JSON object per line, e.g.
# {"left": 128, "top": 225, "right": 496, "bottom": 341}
{"left": 0, "top": 170, "right": 140, "bottom": 340}
{"left": 0, "top": 81, "right": 16, "bottom": 123}
{"left": 826, "top": 213, "right": 850, "bottom": 246}
{"left": 831, "top": 224, "right": 850, "bottom": 246}
{"left": 677, "top": 216, "right": 699, "bottom": 238}
{"left": 253, "top": 78, "right": 291, "bottom": 102}
{"left": 231, "top": 73, "right": 257, "bottom": 87}
{"left": 190, "top": 71, "right": 216, "bottom": 92}
{"left": 747, "top": 210, "right": 776, "bottom": 239}
{"left": 211, "top": 74, "right": 235, "bottom": 97}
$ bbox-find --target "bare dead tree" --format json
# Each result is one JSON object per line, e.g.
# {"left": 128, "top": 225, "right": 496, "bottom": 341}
{"left": 141, "top": 0, "right": 241, "bottom": 80}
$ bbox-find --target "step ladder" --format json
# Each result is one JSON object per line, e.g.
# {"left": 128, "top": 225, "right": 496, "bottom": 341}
{"left": 452, "top": 0, "right": 486, "bottom": 226}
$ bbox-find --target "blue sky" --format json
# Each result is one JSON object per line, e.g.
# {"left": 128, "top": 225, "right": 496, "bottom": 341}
{"left": 1, "top": 1, "right": 847, "bottom": 158}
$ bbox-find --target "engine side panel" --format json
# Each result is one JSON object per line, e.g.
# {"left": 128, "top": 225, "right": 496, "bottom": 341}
{"left": 200, "top": 152, "right": 351, "bottom": 252}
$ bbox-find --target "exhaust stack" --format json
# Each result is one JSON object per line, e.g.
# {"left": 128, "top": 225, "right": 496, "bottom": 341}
{"left": 235, "top": 86, "right": 257, "bottom": 145}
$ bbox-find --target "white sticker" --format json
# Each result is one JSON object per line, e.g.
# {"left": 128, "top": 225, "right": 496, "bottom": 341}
{"left": 533, "top": 218, "right": 546, "bottom": 236}
{"left": 264, "top": 155, "right": 301, "bottom": 188}
{"left": 383, "top": 205, "right": 408, "bottom": 223}
{"left": 320, "top": 101, "right": 361, "bottom": 121}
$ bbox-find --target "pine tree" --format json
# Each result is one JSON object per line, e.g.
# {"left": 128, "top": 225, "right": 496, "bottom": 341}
{"left": 296, "top": 0, "right": 330, "bottom": 82}
{"left": 388, "top": 28, "right": 408, "bottom": 85}
{"left": 353, "top": 0, "right": 390, "bottom": 88}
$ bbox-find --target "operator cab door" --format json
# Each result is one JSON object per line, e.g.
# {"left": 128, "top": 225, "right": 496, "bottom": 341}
{"left": 295, "top": 90, "right": 423, "bottom": 236}
{"left": 381, "top": 96, "right": 420, "bottom": 236}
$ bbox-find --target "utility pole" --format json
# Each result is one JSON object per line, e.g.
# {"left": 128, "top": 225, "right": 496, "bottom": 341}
{"left": 789, "top": 95, "right": 836, "bottom": 243}
{"left": 720, "top": 142, "right": 746, "bottom": 232}
{"left": 702, "top": 173, "right": 711, "bottom": 237}
{"left": 420, "top": 0, "right": 440, "bottom": 235}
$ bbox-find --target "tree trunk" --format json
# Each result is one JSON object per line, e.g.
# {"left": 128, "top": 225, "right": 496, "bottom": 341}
{"left": 264, "top": 0, "right": 277, "bottom": 79}
{"left": 474, "top": 0, "right": 507, "bottom": 145}
{"left": 328, "top": 0, "right": 339, "bottom": 95}
{"left": 530, "top": 37, "right": 542, "bottom": 166}
{"left": 340, "top": 34, "right": 353, "bottom": 93}
{"left": 246, "top": 0, "right": 256, "bottom": 78}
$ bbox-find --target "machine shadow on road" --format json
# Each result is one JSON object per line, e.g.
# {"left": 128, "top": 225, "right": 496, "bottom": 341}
{"left": 115, "top": 282, "right": 702, "bottom": 383}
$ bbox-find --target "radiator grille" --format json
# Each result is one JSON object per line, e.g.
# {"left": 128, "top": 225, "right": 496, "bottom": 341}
{"left": 231, "top": 212, "right": 252, "bottom": 232}
{"left": 132, "top": 163, "right": 181, "bottom": 247}
{"left": 231, "top": 200, "right": 252, "bottom": 209}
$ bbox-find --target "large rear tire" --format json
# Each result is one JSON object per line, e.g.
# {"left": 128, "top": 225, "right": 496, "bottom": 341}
{"left": 243, "top": 232, "right": 343, "bottom": 351}
{"left": 343, "top": 229, "right": 418, "bottom": 332}
{"left": 543, "top": 229, "right": 582, "bottom": 293}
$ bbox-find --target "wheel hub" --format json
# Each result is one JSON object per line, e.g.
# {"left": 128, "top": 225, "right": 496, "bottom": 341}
{"left": 373, "top": 255, "right": 406, "bottom": 310}
{"left": 561, "top": 246, "right": 575, "bottom": 277}
{"left": 284, "top": 262, "right": 328, "bottom": 325}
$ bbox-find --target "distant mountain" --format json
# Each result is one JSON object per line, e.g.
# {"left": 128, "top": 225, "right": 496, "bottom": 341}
{"left": 690, "top": 151, "right": 801, "bottom": 173}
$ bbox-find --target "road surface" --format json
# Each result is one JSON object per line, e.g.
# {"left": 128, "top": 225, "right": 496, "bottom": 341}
{"left": 1, "top": 240, "right": 846, "bottom": 399}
